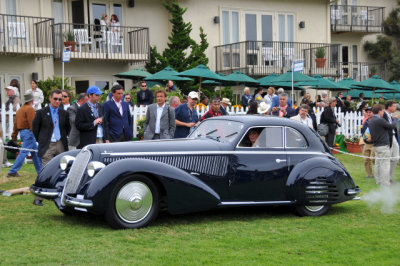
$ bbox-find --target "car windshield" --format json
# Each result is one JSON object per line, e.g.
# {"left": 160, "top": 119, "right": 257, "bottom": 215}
{"left": 190, "top": 119, "right": 244, "bottom": 143}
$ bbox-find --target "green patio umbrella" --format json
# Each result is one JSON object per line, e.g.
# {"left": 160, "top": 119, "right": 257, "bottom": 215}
{"left": 224, "top": 71, "right": 260, "bottom": 104}
{"left": 269, "top": 81, "right": 304, "bottom": 90}
{"left": 113, "top": 68, "right": 151, "bottom": 80}
{"left": 297, "top": 74, "right": 348, "bottom": 91}
{"left": 356, "top": 75, "right": 396, "bottom": 101}
{"left": 258, "top": 73, "right": 280, "bottom": 87}
{"left": 376, "top": 81, "right": 400, "bottom": 100}
{"left": 270, "top": 69, "right": 316, "bottom": 83}
{"left": 336, "top": 77, "right": 362, "bottom": 89}
{"left": 144, "top": 66, "right": 193, "bottom": 82}
{"left": 178, "top": 64, "right": 227, "bottom": 97}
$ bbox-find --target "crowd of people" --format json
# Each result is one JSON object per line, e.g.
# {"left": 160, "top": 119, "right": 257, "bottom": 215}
{"left": 2, "top": 80, "right": 399, "bottom": 189}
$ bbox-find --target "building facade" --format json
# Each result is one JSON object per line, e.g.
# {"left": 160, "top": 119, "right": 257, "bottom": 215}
{"left": 0, "top": 0, "right": 397, "bottom": 100}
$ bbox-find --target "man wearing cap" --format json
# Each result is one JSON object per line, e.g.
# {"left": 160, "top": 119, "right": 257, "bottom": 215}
{"left": 174, "top": 91, "right": 200, "bottom": 138}
{"left": 7, "top": 92, "right": 42, "bottom": 177}
{"left": 67, "top": 92, "right": 88, "bottom": 150}
{"left": 201, "top": 97, "right": 223, "bottom": 121}
{"left": 76, "top": 86, "right": 104, "bottom": 147}
{"left": 5, "top": 86, "right": 21, "bottom": 112}
{"left": 103, "top": 84, "right": 133, "bottom": 142}
{"left": 220, "top": 98, "right": 231, "bottom": 115}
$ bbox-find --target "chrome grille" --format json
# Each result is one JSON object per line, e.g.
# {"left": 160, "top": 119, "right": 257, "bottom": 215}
{"left": 61, "top": 149, "right": 92, "bottom": 205}
{"left": 305, "top": 177, "right": 339, "bottom": 204}
{"left": 103, "top": 155, "right": 229, "bottom": 176}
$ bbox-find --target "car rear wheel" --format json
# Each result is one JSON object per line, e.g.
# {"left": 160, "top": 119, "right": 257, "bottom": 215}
{"left": 295, "top": 205, "right": 331, "bottom": 217}
{"left": 105, "top": 174, "right": 159, "bottom": 229}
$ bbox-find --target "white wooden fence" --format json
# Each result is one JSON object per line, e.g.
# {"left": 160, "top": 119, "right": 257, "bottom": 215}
{"left": 1, "top": 102, "right": 362, "bottom": 141}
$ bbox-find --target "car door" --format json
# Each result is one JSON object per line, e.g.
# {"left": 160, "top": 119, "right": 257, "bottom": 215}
{"left": 228, "top": 126, "right": 288, "bottom": 201}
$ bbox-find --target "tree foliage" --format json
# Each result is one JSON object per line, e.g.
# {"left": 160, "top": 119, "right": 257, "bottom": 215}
{"left": 364, "top": 2, "right": 400, "bottom": 79}
{"left": 145, "top": 0, "right": 209, "bottom": 74}
{"left": 37, "top": 76, "right": 74, "bottom": 105}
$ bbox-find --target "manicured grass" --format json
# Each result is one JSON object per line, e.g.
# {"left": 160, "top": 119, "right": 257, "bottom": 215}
{"left": 0, "top": 154, "right": 399, "bottom": 265}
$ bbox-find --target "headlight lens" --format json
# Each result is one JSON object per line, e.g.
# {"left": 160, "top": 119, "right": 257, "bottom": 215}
{"left": 60, "top": 155, "right": 75, "bottom": 171}
{"left": 87, "top": 161, "right": 106, "bottom": 177}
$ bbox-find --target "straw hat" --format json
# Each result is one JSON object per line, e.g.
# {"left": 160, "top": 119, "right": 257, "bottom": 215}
{"left": 257, "top": 102, "right": 270, "bottom": 114}
{"left": 221, "top": 98, "right": 231, "bottom": 106}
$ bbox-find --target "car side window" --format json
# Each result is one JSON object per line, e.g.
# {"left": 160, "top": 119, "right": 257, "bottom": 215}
{"left": 264, "top": 127, "right": 283, "bottom": 148}
{"left": 238, "top": 127, "right": 283, "bottom": 148}
{"left": 286, "top": 127, "right": 308, "bottom": 148}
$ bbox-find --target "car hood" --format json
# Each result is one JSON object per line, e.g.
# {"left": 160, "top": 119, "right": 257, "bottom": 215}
{"left": 88, "top": 138, "right": 232, "bottom": 156}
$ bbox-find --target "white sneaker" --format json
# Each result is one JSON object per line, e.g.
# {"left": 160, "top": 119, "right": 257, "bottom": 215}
{"left": 2, "top": 161, "right": 13, "bottom": 168}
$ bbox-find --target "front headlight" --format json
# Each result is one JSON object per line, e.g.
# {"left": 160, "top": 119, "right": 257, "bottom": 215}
{"left": 87, "top": 161, "right": 106, "bottom": 177}
{"left": 60, "top": 155, "right": 75, "bottom": 171}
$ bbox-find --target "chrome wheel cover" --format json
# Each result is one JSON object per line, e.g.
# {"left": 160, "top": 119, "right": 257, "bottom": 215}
{"left": 304, "top": 205, "right": 325, "bottom": 212}
{"left": 115, "top": 181, "right": 153, "bottom": 224}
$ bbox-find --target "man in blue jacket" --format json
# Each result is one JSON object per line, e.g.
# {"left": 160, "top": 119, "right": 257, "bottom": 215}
{"left": 103, "top": 84, "right": 133, "bottom": 142}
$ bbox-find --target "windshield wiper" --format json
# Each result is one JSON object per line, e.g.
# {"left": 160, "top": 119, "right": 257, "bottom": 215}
{"left": 206, "top": 135, "right": 221, "bottom": 142}
{"left": 225, "top": 131, "right": 238, "bottom": 138}
{"left": 205, "top": 129, "right": 218, "bottom": 136}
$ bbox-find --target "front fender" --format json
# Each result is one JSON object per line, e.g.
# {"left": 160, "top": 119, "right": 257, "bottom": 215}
{"left": 32, "top": 149, "right": 81, "bottom": 189}
{"left": 286, "top": 156, "right": 356, "bottom": 205}
{"left": 85, "top": 159, "right": 221, "bottom": 215}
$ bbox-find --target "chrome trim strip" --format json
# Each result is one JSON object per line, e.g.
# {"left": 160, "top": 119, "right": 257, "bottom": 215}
{"left": 219, "top": 201, "right": 293, "bottom": 206}
{"left": 102, "top": 150, "right": 327, "bottom": 156}
{"left": 346, "top": 188, "right": 360, "bottom": 195}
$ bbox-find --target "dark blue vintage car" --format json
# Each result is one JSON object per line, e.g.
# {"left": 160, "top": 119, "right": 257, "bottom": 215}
{"left": 31, "top": 116, "right": 360, "bottom": 229}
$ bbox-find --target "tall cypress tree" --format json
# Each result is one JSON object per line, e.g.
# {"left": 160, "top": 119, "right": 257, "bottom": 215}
{"left": 364, "top": 1, "right": 400, "bottom": 79}
{"left": 145, "top": 0, "right": 209, "bottom": 73}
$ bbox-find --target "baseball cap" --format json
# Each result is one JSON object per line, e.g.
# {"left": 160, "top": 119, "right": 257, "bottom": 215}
{"left": 87, "top": 86, "right": 103, "bottom": 95}
{"left": 188, "top": 91, "right": 199, "bottom": 99}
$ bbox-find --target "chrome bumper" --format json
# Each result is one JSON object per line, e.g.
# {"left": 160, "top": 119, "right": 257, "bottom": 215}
{"left": 30, "top": 186, "right": 60, "bottom": 199}
{"left": 346, "top": 186, "right": 361, "bottom": 196}
{"left": 64, "top": 195, "right": 93, "bottom": 208}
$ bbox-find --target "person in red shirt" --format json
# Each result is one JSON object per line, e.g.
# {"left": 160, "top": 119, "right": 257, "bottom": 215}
{"left": 200, "top": 97, "right": 222, "bottom": 121}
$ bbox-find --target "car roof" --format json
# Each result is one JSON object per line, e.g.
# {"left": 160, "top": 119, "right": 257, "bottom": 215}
{"left": 207, "top": 115, "right": 301, "bottom": 127}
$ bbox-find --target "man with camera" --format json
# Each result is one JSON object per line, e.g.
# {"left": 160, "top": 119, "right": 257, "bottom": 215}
{"left": 271, "top": 93, "right": 295, "bottom": 118}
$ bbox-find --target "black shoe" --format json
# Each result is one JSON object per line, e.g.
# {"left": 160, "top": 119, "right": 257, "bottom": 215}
{"left": 7, "top": 172, "right": 20, "bottom": 177}
{"left": 33, "top": 199, "right": 43, "bottom": 206}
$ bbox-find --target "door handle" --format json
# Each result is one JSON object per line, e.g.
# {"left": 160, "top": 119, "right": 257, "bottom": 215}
{"left": 276, "top": 159, "right": 286, "bottom": 163}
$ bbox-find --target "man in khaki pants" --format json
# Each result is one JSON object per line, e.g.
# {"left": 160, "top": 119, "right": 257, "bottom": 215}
{"left": 360, "top": 107, "right": 375, "bottom": 178}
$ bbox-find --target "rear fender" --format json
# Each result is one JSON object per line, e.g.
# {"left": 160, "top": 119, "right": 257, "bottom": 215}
{"left": 85, "top": 159, "right": 221, "bottom": 214}
{"left": 286, "top": 156, "right": 355, "bottom": 204}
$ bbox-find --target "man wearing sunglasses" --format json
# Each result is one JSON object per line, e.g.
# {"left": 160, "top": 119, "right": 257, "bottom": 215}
{"left": 33, "top": 89, "right": 70, "bottom": 206}
{"left": 137, "top": 81, "right": 154, "bottom": 107}
{"left": 33, "top": 89, "right": 70, "bottom": 166}
{"left": 200, "top": 97, "right": 222, "bottom": 121}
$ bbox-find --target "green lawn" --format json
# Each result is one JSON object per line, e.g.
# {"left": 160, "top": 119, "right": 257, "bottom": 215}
{"left": 0, "top": 154, "right": 399, "bottom": 265}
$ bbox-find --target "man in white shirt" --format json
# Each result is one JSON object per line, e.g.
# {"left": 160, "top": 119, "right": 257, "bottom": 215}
{"left": 144, "top": 90, "right": 176, "bottom": 140}
{"left": 290, "top": 104, "right": 313, "bottom": 128}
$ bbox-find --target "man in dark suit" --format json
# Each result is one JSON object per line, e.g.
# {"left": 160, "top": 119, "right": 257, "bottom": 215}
{"left": 382, "top": 100, "right": 399, "bottom": 180}
{"left": 103, "top": 84, "right": 133, "bottom": 142}
{"left": 32, "top": 89, "right": 70, "bottom": 206}
{"left": 143, "top": 89, "right": 175, "bottom": 140}
{"left": 33, "top": 89, "right": 70, "bottom": 166}
{"left": 76, "top": 86, "right": 104, "bottom": 148}
{"left": 67, "top": 93, "right": 88, "bottom": 150}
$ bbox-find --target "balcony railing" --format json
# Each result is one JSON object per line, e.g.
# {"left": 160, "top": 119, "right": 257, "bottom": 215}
{"left": 330, "top": 5, "right": 385, "bottom": 33}
{"left": 0, "top": 14, "right": 53, "bottom": 57}
{"left": 53, "top": 23, "right": 149, "bottom": 62}
{"left": 215, "top": 41, "right": 341, "bottom": 78}
{"left": 337, "top": 62, "right": 387, "bottom": 81}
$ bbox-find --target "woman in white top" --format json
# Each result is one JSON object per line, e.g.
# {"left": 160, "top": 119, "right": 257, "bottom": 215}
{"left": 109, "top": 14, "right": 120, "bottom": 32}
{"left": 264, "top": 87, "right": 276, "bottom": 105}
{"left": 26, "top": 80, "right": 44, "bottom": 110}
{"left": 100, "top": 14, "right": 108, "bottom": 33}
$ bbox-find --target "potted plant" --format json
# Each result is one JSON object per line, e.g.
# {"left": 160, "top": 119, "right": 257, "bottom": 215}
{"left": 369, "top": 66, "right": 377, "bottom": 77}
{"left": 315, "top": 47, "right": 326, "bottom": 68}
{"left": 344, "top": 136, "right": 362, "bottom": 153}
{"left": 64, "top": 31, "right": 76, "bottom": 52}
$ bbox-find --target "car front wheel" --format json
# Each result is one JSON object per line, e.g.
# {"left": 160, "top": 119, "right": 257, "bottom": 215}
{"left": 295, "top": 205, "right": 331, "bottom": 217}
{"left": 105, "top": 174, "right": 159, "bottom": 229}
